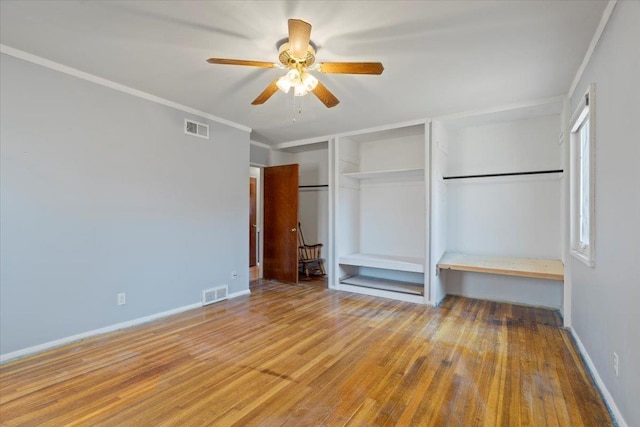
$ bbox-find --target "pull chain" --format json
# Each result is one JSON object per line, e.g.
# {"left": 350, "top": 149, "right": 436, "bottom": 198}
{"left": 292, "top": 91, "right": 296, "bottom": 123}
{"left": 291, "top": 92, "right": 304, "bottom": 123}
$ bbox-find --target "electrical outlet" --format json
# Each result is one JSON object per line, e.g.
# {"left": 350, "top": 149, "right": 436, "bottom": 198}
{"left": 117, "top": 292, "right": 126, "bottom": 306}
{"left": 231, "top": 271, "right": 238, "bottom": 280}
{"left": 613, "top": 352, "right": 619, "bottom": 377}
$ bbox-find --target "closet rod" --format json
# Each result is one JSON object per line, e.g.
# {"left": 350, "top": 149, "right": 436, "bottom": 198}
{"left": 299, "top": 184, "right": 329, "bottom": 188}
{"left": 443, "top": 169, "right": 563, "bottom": 180}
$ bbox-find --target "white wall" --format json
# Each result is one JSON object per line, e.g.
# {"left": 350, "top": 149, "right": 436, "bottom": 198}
{"left": 0, "top": 54, "right": 250, "bottom": 356}
{"left": 359, "top": 135, "right": 424, "bottom": 172}
{"left": 294, "top": 148, "right": 329, "bottom": 251}
{"left": 359, "top": 180, "right": 425, "bottom": 258}
{"left": 270, "top": 150, "right": 295, "bottom": 167}
{"left": 430, "top": 121, "right": 449, "bottom": 305}
{"left": 336, "top": 138, "right": 360, "bottom": 282}
{"left": 357, "top": 134, "right": 426, "bottom": 258}
{"left": 447, "top": 115, "right": 561, "bottom": 176}
{"left": 446, "top": 271, "right": 563, "bottom": 309}
{"left": 569, "top": 2, "right": 640, "bottom": 425}
{"left": 250, "top": 142, "right": 270, "bottom": 166}
{"left": 447, "top": 177, "right": 562, "bottom": 257}
{"left": 445, "top": 114, "right": 563, "bottom": 309}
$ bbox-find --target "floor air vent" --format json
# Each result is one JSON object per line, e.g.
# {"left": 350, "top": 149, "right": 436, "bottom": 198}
{"left": 185, "top": 119, "right": 209, "bottom": 139}
{"left": 202, "top": 285, "right": 228, "bottom": 306}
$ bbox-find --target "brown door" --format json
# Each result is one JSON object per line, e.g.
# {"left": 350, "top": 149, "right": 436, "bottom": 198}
{"left": 249, "top": 177, "right": 257, "bottom": 267}
{"left": 263, "top": 164, "right": 299, "bottom": 283}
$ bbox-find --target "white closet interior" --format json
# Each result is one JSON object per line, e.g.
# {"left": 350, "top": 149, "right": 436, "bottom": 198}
{"left": 431, "top": 100, "right": 565, "bottom": 310}
{"left": 333, "top": 123, "right": 430, "bottom": 304}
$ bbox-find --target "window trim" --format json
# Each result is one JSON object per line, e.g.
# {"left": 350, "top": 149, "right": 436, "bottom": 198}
{"left": 569, "top": 84, "right": 596, "bottom": 267}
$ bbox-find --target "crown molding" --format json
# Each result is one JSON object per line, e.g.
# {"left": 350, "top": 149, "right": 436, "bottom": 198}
{"left": 0, "top": 44, "right": 251, "bottom": 133}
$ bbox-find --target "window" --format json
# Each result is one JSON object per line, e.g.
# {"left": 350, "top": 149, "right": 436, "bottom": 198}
{"left": 570, "top": 84, "right": 595, "bottom": 266}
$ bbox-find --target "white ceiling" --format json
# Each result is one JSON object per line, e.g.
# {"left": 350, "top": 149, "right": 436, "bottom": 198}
{"left": 0, "top": 0, "right": 607, "bottom": 144}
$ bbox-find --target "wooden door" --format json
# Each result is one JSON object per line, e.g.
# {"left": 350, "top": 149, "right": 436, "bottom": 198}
{"left": 263, "top": 164, "right": 299, "bottom": 283}
{"left": 249, "top": 177, "right": 257, "bottom": 267}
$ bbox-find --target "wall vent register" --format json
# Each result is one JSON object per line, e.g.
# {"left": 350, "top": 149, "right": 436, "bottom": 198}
{"left": 202, "top": 285, "right": 228, "bottom": 306}
{"left": 185, "top": 119, "right": 210, "bottom": 139}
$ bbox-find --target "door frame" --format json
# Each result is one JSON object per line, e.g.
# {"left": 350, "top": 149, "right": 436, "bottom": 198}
{"left": 249, "top": 166, "right": 264, "bottom": 279}
{"left": 251, "top": 144, "right": 334, "bottom": 287}
{"left": 249, "top": 176, "right": 257, "bottom": 267}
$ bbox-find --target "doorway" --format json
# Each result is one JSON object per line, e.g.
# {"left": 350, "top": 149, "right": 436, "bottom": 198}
{"left": 249, "top": 167, "right": 261, "bottom": 282}
{"left": 249, "top": 164, "right": 300, "bottom": 284}
{"left": 249, "top": 153, "right": 329, "bottom": 288}
{"left": 249, "top": 176, "right": 257, "bottom": 267}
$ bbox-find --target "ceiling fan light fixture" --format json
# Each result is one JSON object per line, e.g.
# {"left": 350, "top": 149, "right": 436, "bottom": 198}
{"left": 277, "top": 70, "right": 317, "bottom": 96}
{"left": 301, "top": 72, "right": 318, "bottom": 91}
{"left": 294, "top": 85, "right": 308, "bottom": 97}
{"left": 286, "top": 69, "right": 302, "bottom": 86}
{"left": 276, "top": 76, "right": 292, "bottom": 93}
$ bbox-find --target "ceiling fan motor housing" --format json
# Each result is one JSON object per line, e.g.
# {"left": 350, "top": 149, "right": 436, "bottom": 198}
{"left": 278, "top": 42, "right": 316, "bottom": 68}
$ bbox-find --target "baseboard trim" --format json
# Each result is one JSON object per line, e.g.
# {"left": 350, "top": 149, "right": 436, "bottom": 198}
{"left": 0, "top": 288, "right": 251, "bottom": 365}
{"left": 228, "top": 289, "right": 251, "bottom": 299}
{"left": 569, "top": 327, "right": 627, "bottom": 427}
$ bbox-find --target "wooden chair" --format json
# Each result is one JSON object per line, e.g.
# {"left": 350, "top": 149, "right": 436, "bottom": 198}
{"left": 298, "top": 243, "right": 326, "bottom": 278}
{"left": 297, "top": 222, "right": 326, "bottom": 278}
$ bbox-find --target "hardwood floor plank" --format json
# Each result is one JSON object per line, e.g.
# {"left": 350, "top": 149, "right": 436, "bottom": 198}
{"left": 0, "top": 281, "right": 613, "bottom": 426}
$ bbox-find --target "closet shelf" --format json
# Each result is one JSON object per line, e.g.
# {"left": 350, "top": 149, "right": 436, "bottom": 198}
{"left": 340, "top": 275, "right": 424, "bottom": 295}
{"left": 342, "top": 168, "right": 424, "bottom": 180}
{"left": 339, "top": 253, "right": 424, "bottom": 273}
{"left": 437, "top": 252, "right": 564, "bottom": 281}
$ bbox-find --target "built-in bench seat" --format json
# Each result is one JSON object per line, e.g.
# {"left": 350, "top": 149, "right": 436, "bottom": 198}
{"left": 437, "top": 252, "right": 564, "bottom": 281}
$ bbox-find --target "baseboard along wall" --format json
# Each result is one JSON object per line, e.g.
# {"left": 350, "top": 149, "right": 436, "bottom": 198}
{"left": 0, "top": 289, "right": 251, "bottom": 365}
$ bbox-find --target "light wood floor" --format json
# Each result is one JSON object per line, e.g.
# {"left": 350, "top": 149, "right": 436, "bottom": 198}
{"left": 0, "top": 280, "right": 612, "bottom": 426}
{"left": 250, "top": 265, "right": 260, "bottom": 281}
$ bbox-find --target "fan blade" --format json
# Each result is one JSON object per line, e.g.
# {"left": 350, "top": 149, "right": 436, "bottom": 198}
{"left": 207, "top": 58, "right": 277, "bottom": 68}
{"left": 288, "top": 19, "right": 312, "bottom": 59}
{"left": 312, "top": 81, "right": 340, "bottom": 108}
{"left": 318, "top": 62, "right": 384, "bottom": 75}
{"left": 251, "top": 79, "right": 280, "bottom": 105}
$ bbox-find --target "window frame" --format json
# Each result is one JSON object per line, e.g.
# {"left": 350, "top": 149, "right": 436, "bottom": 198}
{"left": 569, "top": 84, "right": 596, "bottom": 267}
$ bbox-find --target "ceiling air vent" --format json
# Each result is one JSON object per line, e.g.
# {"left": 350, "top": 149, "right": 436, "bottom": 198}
{"left": 202, "top": 285, "right": 228, "bottom": 306}
{"left": 185, "top": 119, "right": 209, "bottom": 139}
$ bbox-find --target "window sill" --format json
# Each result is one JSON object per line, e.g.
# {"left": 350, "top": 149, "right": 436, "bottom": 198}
{"left": 571, "top": 249, "right": 595, "bottom": 268}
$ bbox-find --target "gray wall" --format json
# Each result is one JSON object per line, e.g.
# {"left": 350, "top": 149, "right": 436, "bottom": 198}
{"left": 569, "top": 2, "right": 640, "bottom": 425}
{"left": 250, "top": 142, "right": 270, "bottom": 166}
{"left": 0, "top": 54, "right": 250, "bottom": 355}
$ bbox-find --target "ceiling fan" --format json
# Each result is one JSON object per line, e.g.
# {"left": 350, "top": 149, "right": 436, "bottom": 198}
{"left": 206, "top": 19, "right": 384, "bottom": 108}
